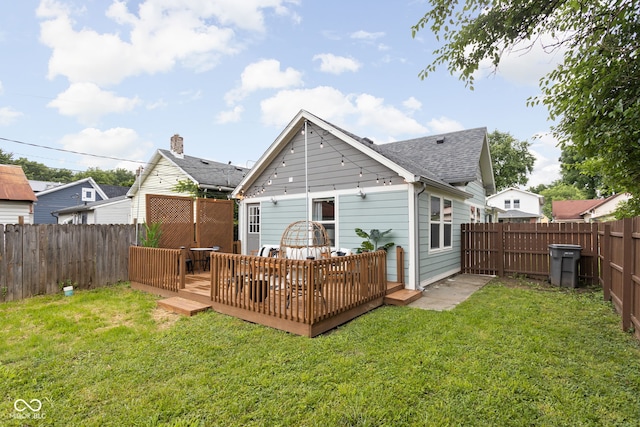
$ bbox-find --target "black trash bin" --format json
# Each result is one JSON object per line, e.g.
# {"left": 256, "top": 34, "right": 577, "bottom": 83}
{"left": 548, "top": 244, "right": 582, "bottom": 288}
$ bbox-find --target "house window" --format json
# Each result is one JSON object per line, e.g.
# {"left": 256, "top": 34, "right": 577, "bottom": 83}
{"left": 248, "top": 205, "right": 260, "bottom": 233}
{"left": 504, "top": 200, "right": 511, "bottom": 209}
{"left": 312, "top": 197, "right": 335, "bottom": 246}
{"left": 513, "top": 199, "right": 520, "bottom": 209}
{"left": 430, "top": 196, "right": 453, "bottom": 250}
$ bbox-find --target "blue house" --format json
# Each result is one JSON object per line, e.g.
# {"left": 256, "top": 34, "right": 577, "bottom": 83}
{"left": 33, "top": 177, "right": 128, "bottom": 224}
{"left": 232, "top": 110, "right": 495, "bottom": 290}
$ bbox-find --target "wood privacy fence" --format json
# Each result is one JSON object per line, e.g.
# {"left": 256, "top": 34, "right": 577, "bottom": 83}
{"left": 599, "top": 217, "right": 640, "bottom": 337}
{"left": 0, "top": 224, "right": 136, "bottom": 302}
{"left": 463, "top": 219, "right": 640, "bottom": 337}
{"left": 462, "top": 222, "right": 599, "bottom": 283}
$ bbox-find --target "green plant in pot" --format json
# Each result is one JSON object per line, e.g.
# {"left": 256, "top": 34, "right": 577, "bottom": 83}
{"left": 355, "top": 228, "right": 395, "bottom": 253}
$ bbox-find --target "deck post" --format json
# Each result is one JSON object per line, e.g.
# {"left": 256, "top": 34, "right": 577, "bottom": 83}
{"left": 179, "top": 246, "right": 187, "bottom": 289}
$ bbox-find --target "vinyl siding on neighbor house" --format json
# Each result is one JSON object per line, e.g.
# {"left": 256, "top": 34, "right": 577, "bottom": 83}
{"left": 130, "top": 156, "right": 192, "bottom": 223}
{"left": 0, "top": 201, "right": 34, "bottom": 224}
{"left": 34, "top": 183, "right": 106, "bottom": 224}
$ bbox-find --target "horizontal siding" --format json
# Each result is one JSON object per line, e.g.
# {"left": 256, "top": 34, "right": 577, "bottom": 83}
{"left": 260, "top": 198, "right": 306, "bottom": 246}
{"left": 465, "top": 179, "right": 487, "bottom": 206}
{"left": 95, "top": 201, "right": 131, "bottom": 224}
{"left": 131, "top": 157, "right": 191, "bottom": 224}
{"left": 0, "top": 201, "right": 33, "bottom": 224}
{"left": 418, "top": 191, "right": 467, "bottom": 285}
{"left": 339, "top": 189, "right": 410, "bottom": 281}
{"left": 244, "top": 130, "right": 398, "bottom": 199}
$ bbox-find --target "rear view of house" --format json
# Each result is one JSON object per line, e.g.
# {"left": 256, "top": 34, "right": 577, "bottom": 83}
{"left": 232, "top": 110, "right": 496, "bottom": 290}
{"left": 0, "top": 165, "right": 38, "bottom": 224}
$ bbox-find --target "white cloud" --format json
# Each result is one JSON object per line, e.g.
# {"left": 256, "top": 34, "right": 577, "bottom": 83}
{"left": 473, "top": 33, "right": 568, "bottom": 86}
{"left": 146, "top": 98, "right": 168, "bottom": 110}
{"left": 37, "top": 0, "right": 300, "bottom": 86}
{"left": 426, "top": 117, "right": 464, "bottom": 134}
{"left": 313, "top": 53, "right": 361, "bottom": 75}
{"left": 0, "top": 107, "right": 23, "bottom": 126}
{"left": 402, "top": 96, "right": 422, "bottom": 113}
{"left": 354, "top": 94, "right": 428, "bottom": 136}
{"left": 59, "top": 127, "right": 152, "bottom": 170}
{"left": 260, "top": 87, "right": 428, "bottom": 139}
{"left": 527, "top": 131, "right": 561, "bottom": 187}
{"left": 350, "top": 30, "right": 385, "bottom": 40}
{"left": 224, "top": 59, "right": 303, "bottom": 104}
{"left": 216, "top": 105, "right": 245, "bottom": 124}
{"left": 260, "top": 86, "right": 356, "bottom": 126}
{"left": 47, "top": 82, "right": 141, "bottom": 125}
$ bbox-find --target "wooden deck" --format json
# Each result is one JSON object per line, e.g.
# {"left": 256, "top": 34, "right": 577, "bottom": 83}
{"left": 131, "top": 249, "right": 408, "bottom": 337}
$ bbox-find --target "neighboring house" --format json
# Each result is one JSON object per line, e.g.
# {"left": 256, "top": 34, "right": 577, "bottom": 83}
{"left": 0, "top": 165, "right": 38, "bottom": 224}
{"left": 53, "top": 195, "right": 132, "bottom": 224}
{"left": 33, "top": 177, "right": 109, "bottom": 224}
{"left": 231, "top": 110, "right": 496, "bottom": 290}
{"left": 552, "top": 193, "right": 632, "bottom": 223}
{"left": 29, "top": 180, "right": 63, "bottom": 193}
{"left": 486, "top": 187, "right": 544, "bottom": 223}
{"left": 127, "top": 134, "right": 249, "bottom": 224}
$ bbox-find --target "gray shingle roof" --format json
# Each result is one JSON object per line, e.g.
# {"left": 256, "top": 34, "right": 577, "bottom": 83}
{"left": 374, "top": 127, "right": 488, "bottom": 184}
{"left": 100, "top": 185, "right": 130, "bottom": 198}
{"left": 159, "top": 149, "right": 248, "bottom": 188}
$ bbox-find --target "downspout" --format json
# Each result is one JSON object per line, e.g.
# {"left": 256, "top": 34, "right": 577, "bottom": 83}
{"left": 415, "top": 182, "right": 427, "bottom": 290}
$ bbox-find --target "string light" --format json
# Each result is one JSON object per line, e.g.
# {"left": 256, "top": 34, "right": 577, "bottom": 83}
{"left": 359, "top": 168, "right": 362, "bottom": 177}
{"left": 341, "top": 155, "right": 344, "bottom": 166}
{"left": 282, "top": 159, "right": 286, "bottom": 167}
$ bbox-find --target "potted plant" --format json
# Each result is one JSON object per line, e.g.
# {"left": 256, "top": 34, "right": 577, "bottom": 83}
{"left": 355, "top": 228, "right": 395, "bottom": 253}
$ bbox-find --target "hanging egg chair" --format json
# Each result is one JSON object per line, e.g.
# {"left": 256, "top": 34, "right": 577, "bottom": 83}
{"left": 279, "top": 220, "right": 331, "bottom": 260}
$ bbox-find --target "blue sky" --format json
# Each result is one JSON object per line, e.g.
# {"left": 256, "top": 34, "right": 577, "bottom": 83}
{"left": 0, "top": 0, "right": 563, "bottom": 187}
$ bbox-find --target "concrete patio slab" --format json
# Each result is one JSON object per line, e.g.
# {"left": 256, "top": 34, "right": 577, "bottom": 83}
{"left": 407, "top": 274, "right": 495, "bottom": 311}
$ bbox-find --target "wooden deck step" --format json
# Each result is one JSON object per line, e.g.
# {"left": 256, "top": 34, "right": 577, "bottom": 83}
{"left": 386, "top": 281, "right": 404, "bottom": 294}
{"left": 157, "top": 297, "right": 212, "bottom": 316}
{"left": 384, "top": 289, "right": 423, "bottom": 306}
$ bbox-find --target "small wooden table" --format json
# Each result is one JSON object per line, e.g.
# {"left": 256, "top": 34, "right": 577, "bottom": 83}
{"left": 190, "top": 246, "right": 220, "bottom": 271}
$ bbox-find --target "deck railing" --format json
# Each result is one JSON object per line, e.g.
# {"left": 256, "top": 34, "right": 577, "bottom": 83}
{"left": 129, "top": 246, "right": 190, "bottom": 292}
{"left": 210, "top": 251, "right": 387, "bottom": 326}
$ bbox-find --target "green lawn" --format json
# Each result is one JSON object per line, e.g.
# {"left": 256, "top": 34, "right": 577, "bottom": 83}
{"left": 1, "top": 279, "right": 640, "bottom": 426}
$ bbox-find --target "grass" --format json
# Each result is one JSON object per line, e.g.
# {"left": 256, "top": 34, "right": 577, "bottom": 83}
{"left": 1, "top": 279, "right": 640, "bottom": 426}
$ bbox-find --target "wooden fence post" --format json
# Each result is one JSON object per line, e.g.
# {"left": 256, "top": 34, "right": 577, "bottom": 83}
{"left": 602, "top": 223, "right": 612, "bottom": 301}
{"left": 622, "top": 218, "right": 633, "bottom": 331}
{"left": 497, "top": 223, "right": 504, "bottom": 277}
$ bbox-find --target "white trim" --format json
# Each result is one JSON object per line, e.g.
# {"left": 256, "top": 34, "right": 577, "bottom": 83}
{"left": 407, "top": 184, "right": 417, "bottom": 289}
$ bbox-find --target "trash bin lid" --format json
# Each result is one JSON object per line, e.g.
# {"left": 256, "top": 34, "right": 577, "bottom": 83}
{"left": 548, "top": 244, "right": 582, "bottom": 250}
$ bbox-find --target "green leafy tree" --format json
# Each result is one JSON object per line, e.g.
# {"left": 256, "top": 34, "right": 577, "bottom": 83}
{"left": 172, "top": 179, "right": 227, "bottom": 199}
{"left": 74, "top": 167, "right": 135, "bottom": 187}
{"left": 488, "top": 130, "right": 535, "bottom": 191}
{"left": 539, "top": 182, "right": 588, "bottom": 219}
{"left": 13, "top": 157, "right": 74, "bottom": 182}
{"left": 413, "top": 0, "right": 640, "bottom": 215}
{"left": 559, "top": 146, "right": 604, "bottom": 199}
{"left": 0, "top": 148, "right": 14, "bottom": 164}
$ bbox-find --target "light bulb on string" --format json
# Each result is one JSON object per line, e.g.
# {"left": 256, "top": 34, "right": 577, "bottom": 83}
{"left": 359, "top": 168, "right": 363, "bottom": 177}
{"left": 341, "top": 155, "right": 344, "bottom": 166}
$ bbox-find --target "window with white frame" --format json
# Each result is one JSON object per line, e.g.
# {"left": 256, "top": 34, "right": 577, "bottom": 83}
{"left": 513, "top": 199, "right": 520, "bottom": 209}
{"left": 430, "top": 196, "right": 453, "bottom": 250}
{"left": 248, "top": 205, "right": 260, "bottom": 233}
{"left": 312, "top": 197, "right": 335, "bottom": 246}
{"left": 504, "top": 200, "right": 511, "bottom": 209}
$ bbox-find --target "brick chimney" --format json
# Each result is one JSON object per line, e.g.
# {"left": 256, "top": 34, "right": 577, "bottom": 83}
{"left": 170, "top": 134, "right": 184, "bottom": 158}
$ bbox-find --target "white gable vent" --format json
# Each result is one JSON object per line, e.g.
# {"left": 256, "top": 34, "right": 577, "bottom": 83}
{"left": 81, "top": 188, "right": 96, "bottom": 202}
